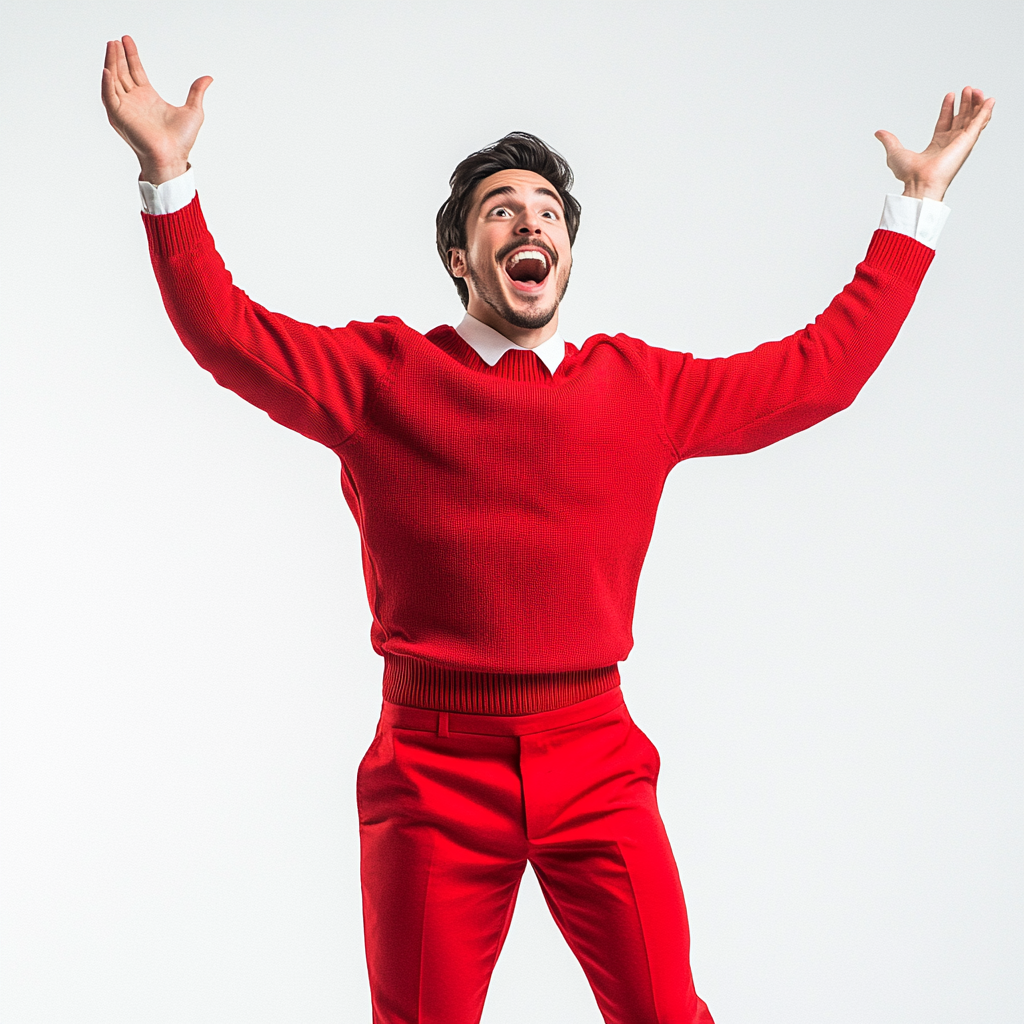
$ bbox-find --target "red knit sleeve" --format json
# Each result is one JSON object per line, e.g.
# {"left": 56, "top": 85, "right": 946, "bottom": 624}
{"left": 143, "top": 195, "right": 396, "bottom": 448}
{"left": 639, "top": 230, "right": 935, "bottom": 461}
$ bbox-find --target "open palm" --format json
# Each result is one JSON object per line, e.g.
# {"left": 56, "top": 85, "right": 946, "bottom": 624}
{"left": 876, "top": 87, "right": 994, "bottom": 201}
{"left": 101, "top": 35, "right": 212, "bottom": 183}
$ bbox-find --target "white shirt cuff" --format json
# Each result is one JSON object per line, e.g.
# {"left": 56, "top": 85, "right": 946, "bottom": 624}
{"left": 879, "top": 193, "right": 950, "bottom": 249}
{"left": 139, "top": 167, "right": 197, "bottom": 215}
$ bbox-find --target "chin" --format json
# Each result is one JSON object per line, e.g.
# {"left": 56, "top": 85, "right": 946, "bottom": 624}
{"left": 498, "top": 294, "right": 558, "bottom": 331}
{"left": 467, "top": 259, "right": 569, "bottom": 332}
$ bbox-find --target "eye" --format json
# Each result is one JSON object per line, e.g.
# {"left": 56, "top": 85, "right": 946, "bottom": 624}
{"left": 491, "top": 206, "right": 511, "bottom": 218}
{"left": 541, "top": 210, "right": 557, "bottom": 220}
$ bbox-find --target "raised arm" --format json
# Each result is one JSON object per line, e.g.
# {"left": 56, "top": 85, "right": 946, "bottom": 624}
{"left": 102, "top": 37, "right": 396, "bottom": 449}
{"left": 643, "top": 88, "right": 994, "bottom": 462}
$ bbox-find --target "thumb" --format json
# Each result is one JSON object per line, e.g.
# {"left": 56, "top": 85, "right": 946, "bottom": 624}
{"left": 186, "top": 75, "right": 213, "bottom": 110}
{"left": 874, "top": 129, "right": 902, "bottom": 156}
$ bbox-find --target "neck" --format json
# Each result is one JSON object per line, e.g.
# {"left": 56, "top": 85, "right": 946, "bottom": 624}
{"left": 465, "top": 301, "right": 559, "bottom": 350}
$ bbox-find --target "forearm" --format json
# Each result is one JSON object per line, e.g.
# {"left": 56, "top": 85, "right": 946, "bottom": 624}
{"left": 693, "top": 236, "right": 931, "bottom": 458}
{"left": 142, "top": 196, "right": 395, "bottom": 448}
{"left": 144, "top": 198, "right": 344, "bottom": 446}
{"left": 647, "top": 225, "right": 936, "bottom": 461}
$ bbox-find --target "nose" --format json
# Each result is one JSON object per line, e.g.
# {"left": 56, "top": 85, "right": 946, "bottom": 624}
{"left": 516, "top": 208, "right": 544, "bottom": 235}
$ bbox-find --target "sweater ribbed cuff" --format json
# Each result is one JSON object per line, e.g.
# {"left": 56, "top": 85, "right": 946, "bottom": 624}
{"left": 382, "top": 655, "right": 621, "bottom": 716}
{"left": 142, "top": 194, "right": 208, "bottom": 258}
{"left": 865, "top": 229, "right": 935, "bottom": 292}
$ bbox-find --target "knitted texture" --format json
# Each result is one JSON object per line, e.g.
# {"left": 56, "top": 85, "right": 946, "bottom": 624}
{"left": 381, "top": 656, "right": 621, "bottom": 715}
{"left": 145, "top": 197, "right": 933, "bottom": 712}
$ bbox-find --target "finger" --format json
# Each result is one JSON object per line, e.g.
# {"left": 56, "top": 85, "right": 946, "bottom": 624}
{"left": 934, "top": 92, "right": 954, "bottom": 134}
{"left": 113, "top": 37, "right": 133, "bottom": 91}
{"left": 122, "top": 34, "right": 150, "bottom": 87}
{"left": 874, "top": 129, "right": 902, "bottom": 156}
{"left": 100, "top": 66, "right": 121, "bottom": 110}
{"left": 968, "top": 89, "right": 984, "bottom": 128}
{"left": 954, "top": 85, "right": 973, "bottom": 126}
{"left": 965, "top": 86, "right": 982, "bottom": 122}
{"left": 185, "top": 75, "right": 213, "bottom": 110}
{"left": 104, "top": 38, "right": 120, "bottom": 77}
{"left": 967, "top": 88, "right": 982, "bottom": 124}
{"left": 103, "top": 43, "right": 127, "bottom": 100}
{"left": 967, "top": 96, "right": 995, "bottom": 137}
{"left": 103, "top": 41, "right": 124, "bottom": 99}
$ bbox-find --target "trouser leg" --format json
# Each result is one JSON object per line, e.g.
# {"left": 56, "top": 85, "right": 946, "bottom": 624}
{"left": 355, "top": 692, "right": 713, "bottom": 1024}
{"left": 356, "top": 718, "right": 529, "bottom": 1024}
{"left": 522, "top": 705, "right": 714, "bottom": 1024}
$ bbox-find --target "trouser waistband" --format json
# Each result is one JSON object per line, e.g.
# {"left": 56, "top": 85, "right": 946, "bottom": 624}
{"left": 381, "top": 684, "right": 625, "bottom": 736}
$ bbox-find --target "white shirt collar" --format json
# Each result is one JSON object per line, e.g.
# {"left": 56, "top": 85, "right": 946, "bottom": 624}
{"left": 454, "top": 313, "right": 566, "bottom": 374}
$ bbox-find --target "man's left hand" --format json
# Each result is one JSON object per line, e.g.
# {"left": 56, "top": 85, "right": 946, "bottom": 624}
{"left": 875, "top": 86, "right": 995, "bottom": 201}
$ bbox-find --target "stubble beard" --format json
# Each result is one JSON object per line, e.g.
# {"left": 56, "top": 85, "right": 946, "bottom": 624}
{"left": 466, "top": 257, "right": 572, "bottom": 331}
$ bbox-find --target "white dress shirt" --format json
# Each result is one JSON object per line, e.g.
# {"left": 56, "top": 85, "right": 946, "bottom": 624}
{"left": 453, "top": 313, "right": 566, "bottom": 374}
{"left": 139, "top": 168, "right": 950, "bottom": 373}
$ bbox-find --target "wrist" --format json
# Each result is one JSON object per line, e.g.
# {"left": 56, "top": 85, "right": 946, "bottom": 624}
{"left": 901, "top": 180, "right": 947, "bottom": 202}
{"left": 138, "top": 158, "right": 190, "bottom": 186}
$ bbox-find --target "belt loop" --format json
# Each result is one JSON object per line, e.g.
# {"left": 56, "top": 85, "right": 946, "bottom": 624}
{"left": 437, "top": 711, "right": 449, "bottom": 738}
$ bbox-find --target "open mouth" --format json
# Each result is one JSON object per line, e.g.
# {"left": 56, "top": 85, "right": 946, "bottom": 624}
{"left": 503, "top": 247, "right": 552, "bottom": 291}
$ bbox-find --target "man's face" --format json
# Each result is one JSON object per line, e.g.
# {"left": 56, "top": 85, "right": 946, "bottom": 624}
{"left": 449, "top": 169, "right": 572, "bottom": 331}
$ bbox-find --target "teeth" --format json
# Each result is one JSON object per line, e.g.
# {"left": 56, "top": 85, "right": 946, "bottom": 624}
{"left": 510, "top": 250, "right": 548, "bottom": 267}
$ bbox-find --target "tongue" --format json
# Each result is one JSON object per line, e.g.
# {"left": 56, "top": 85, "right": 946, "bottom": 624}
{"left": 507, "top": 258, "right": 548, "bottom": 283}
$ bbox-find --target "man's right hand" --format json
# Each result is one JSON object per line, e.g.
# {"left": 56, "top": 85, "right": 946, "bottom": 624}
{"left": 101, "top": 35, "right": 212, "bottom": 185}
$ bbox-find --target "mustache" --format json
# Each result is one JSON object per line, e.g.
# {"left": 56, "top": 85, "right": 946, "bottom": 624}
{"left": 495, "top": 238, "right": 558, "bottom": 267}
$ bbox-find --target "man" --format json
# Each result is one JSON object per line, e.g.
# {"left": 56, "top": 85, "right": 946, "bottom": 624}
{"left": 101, "top": 34, "right": 993, "bottom": 1024}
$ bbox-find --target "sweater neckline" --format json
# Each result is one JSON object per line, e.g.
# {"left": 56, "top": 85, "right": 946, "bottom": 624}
{"left": 423, "top": 323, "right": 581, "bottom": 386}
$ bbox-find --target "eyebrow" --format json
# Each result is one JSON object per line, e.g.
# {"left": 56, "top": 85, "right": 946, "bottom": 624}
{"left": 478, "top": 184, "right": 563, "bottom": 209}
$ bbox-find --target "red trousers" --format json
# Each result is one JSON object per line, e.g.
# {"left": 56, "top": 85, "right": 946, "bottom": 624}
{"left": 356, "top": 686, "right": 714, "bottom": 1024}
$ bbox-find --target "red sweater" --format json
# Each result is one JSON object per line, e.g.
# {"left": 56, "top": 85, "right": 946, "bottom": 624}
{"left": 144, "top": 197, "right": 933, "bottom": 713}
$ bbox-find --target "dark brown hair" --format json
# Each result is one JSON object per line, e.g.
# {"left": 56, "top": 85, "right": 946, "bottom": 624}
{"left": 436, "top": 132, "right": 582, "bottom": 307}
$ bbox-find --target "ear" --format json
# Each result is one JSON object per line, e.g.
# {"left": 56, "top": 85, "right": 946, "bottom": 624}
{"left": 448, "top": 248, "right": 468, "bottom": 279}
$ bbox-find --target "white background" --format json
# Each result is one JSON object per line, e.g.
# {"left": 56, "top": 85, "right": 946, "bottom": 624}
{"left": 2, "top": 2, "right": 1021, "bottom": 1022}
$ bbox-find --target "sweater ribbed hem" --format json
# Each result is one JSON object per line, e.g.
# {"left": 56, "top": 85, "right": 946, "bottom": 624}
{"left": 865, "top": 229, "right": 934, "bottom": 291}
{"left": 142, "top": 194, "right": 207, "bottom": 258}
{"left": 381, "top": 655, "right": 621, "bottom": 715}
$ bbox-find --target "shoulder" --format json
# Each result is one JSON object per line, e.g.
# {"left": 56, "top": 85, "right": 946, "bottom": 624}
{"left": 578, "top": 332, "right": 645, "bottom": 357}
{"left": 578, "top": 331, "right": 691, "bottom": 368}
{"left": 334, "top": 315, "right": 428, "bottom": 352}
